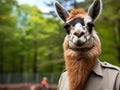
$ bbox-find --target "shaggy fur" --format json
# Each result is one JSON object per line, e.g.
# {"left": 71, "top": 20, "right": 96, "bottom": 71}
{"left": 67, "top": 9, "right": 87, "bottom": 20}
{"left": 63, "top": 31, "right": 101, "bottom": 90}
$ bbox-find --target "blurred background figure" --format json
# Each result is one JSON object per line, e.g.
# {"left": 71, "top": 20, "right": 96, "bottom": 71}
{"left": 41, "top": 77, "right": 48, "bottom": 90}
{"left": 30, "top": 84, "right": 36, "bottom": 90}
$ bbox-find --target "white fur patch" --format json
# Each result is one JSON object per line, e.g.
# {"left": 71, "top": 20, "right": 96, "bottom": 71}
{"left": 84, "top": 16, "right": 92, "bottom": 25}
{"left": 74, "top": 23, "right": 83, "bottom": 31}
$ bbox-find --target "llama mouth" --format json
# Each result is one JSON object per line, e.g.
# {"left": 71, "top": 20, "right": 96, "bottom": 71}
{"left": 69, "top": 36, "right": 94, "bottom": 51}
{"left": 74, "top": 39, "right": 86, "bottom": 47}
{"left": 69, "top": 40, "right": 86, "bottom": 49}
{"left": 70, "top": 44, "right": 94, "bottom": 52}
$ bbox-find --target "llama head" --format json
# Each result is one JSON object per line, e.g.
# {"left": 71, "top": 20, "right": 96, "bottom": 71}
{"left": 54, "top": 0, "right": 102, "bottom": 51}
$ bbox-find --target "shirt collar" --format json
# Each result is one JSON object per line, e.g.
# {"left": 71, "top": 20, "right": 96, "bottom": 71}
{"left": 92, "top": 59, "right": 103, "bottom": 77}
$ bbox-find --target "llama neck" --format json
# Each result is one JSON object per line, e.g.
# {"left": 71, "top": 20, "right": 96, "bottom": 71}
{"left": 65, "top": 54, "right": 97, "bottom": 90}
{"left": 63, "top": 35, "right": 101, "bottom": 90}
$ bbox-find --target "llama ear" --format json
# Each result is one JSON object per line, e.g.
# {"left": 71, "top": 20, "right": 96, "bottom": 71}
{"left": 88, "top": 0, "right": 102, "bottom": 22}
{"left": 54, "top": 1, "right": 70, "bottom": 22}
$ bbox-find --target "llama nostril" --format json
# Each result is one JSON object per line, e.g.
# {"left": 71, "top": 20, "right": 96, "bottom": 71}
{"left": 80, "top": 32, "right": 85, "bottom": 36}
{"left": 74, "top": 32, "right": 77, "bottom": 36}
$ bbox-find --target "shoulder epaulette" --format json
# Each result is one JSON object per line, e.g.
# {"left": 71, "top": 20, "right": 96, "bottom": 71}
{"left": 101, "top": 62, "right": 120, "bottom": 71}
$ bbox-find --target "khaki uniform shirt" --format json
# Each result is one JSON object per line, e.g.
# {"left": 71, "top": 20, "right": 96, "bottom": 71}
{"left": 58, "top": 60, "right": 120, "bottom": 90}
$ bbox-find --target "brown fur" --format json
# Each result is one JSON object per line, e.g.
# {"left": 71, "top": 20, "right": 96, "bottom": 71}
{"left": 63, "top": 35, "right": 101, "bottom": 90}
{"left": 67, "top": 8, "right": 87, "bottom": 20}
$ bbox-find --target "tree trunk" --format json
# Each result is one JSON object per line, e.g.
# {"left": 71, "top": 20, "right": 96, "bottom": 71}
{"left": 33, "top": 38, "right": 38, "bottom": 82}
{"left": 20, "top": 55, "right": 24, "bottom": 82}
{"left": 117, "top": 19, "right": 120, "bottom": 62}
{"left": 0, "top": 39, "right": 4, "bottom": 83}
{"left": 19, "top": 38, "right": 25, "bottom": 82}
{"left": 113, "top": 19, "right": 120, "bottom": 62}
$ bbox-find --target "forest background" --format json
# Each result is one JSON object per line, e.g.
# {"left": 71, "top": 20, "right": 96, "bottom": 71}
{"left": 0, "top": 0, "right": 120, "bottom": 83}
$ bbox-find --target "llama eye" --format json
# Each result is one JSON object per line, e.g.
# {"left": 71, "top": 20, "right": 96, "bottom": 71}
{"left": 64, "top": 23, "right": 70, "bottom": 29}
{"left": 64, "top": 23, "right": 71, "bottom": 34}
{"left": 87, "top": 22, "right": 94, "bottom": 27}
{"left": 87, "top": 22, "right": 94, "bottom": 33}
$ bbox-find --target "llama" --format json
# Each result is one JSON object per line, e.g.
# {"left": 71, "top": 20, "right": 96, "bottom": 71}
{"left": 54, "top": 0, "right": 120, "bottom": 90}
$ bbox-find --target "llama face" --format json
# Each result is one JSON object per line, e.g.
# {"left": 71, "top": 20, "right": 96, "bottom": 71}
{"left": 54, "top": 0, "right": 102, "bottom": 50}
{"left": 64, "top": 15, "right": 95, "bottom": 49}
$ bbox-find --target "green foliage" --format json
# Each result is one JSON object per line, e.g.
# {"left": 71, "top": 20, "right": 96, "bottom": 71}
{"left": 96, "top": 0, "right": 120, "bottom": 66}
